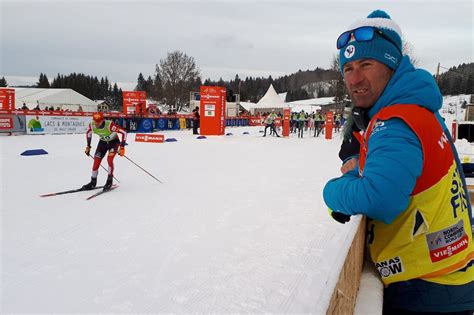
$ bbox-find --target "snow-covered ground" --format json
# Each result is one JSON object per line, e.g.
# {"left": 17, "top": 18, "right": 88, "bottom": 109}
{"left": 1, "top": 127, "right": 359, "bottom": 313}
{"left": 1, "top": 94, "right": 470, "bottom": 313}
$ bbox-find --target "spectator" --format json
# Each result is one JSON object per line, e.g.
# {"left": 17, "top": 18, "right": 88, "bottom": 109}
{"left": 324, "top": 9, "right": 474, "bottom": 314}
{"left": 192, "top": 106, "right": 200, "bottom": 135}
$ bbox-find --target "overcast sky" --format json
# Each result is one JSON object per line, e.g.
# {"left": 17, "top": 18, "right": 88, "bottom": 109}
{"left": 1, "top": 0, "right": 472, "bottom": 90}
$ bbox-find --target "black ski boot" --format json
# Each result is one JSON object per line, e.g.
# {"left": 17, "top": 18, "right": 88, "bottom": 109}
{"left": 82, "top": 177, "right": 97, "bottom": 191}
{"left": 103, "top": 175, "right": 113, "bottom": 191}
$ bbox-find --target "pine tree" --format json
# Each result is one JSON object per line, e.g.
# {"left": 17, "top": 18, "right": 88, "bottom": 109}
{"left": 136, "top": 73, "right": 146, "bottom": 91}
{"left": 37, "top": 73, "right": 50, "bottom": 88}
{"left": 153, "top": 73, "right": 163, "bottom": 100}
{"left": 0, "top": 76, "right": 7, "bottom": 87}
{"left": 145, "top": 75, "right": 154, "bottom": 96}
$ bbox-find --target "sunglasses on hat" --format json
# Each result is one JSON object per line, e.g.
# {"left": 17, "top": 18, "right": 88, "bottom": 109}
{"left": 337, "top": 26, "right": 401, "bottom": 54}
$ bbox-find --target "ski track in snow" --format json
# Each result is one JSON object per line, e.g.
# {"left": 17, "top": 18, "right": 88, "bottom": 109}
{"left": 1, "top": 96, "right": 467, "bottom": 313}
{"left": 1, "top": 126, "right": 350, "bottom": 313}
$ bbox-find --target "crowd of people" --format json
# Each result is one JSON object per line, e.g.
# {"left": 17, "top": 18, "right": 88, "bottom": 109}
{"left": 19, "top": 102, "right": 84, "bottom": 112}
{"left": 258, "top": 109, "right": 345, "bottom": 138}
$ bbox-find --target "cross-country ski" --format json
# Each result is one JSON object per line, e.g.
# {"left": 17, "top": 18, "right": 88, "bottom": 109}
{"left": 85, "top": 185, "right": 119, "bottom": 200}
{"left": 40, "top": 185, "right": 108, "bottom": 197}
{"left": 2, "top": 1, "right": 473, "bottom": 312}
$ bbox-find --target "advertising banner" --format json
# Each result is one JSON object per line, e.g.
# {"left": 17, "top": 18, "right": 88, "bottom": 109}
{"left": 179, "top": 118, "right": 187, "bottom": 129}
{"left": 138, "top": 118, "right": 153, "bottom": 132}
{"left": 199, "top": 86, "right": 226, "bottom": 136}
{"left": 249, "top": 117, "right": 264, "bottom": 126}
{"left": 0, "top": 115, "right": 26, "bottom": 133}
{"left": 325, "top": 111, "right": 334, "bottom": 140}
{"left": 283, "top": 108, "right": 291, "bottom": 137}
{"left": 135, "top": 133, "right": 164, "bottom": 143}
{"left": 127, "top": 118, "right": 140, "bottom": 132}
{"left": 25, "top": 115, "right": 90, "bottom": 134}
{"left": 123, "top": 91, "right": 146, "bottom": 115}
{"left": 0, "top": 88, "right": 15, "bottom": 110}
{"left": 157, "top": 118, "right": 167, "bottom": 130}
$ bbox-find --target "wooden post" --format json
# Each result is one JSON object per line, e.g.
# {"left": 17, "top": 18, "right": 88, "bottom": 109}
{"left": 436, "top": 62, "right": 441, "bottom": 84}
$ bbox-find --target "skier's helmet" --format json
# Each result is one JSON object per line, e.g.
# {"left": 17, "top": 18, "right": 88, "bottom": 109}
{"left": 92, "top": 112, "right": 104, "bottom": 125}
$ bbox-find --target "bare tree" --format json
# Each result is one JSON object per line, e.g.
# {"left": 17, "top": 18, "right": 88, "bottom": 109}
{"left": 329, "top": 54, "right": 348, "bottom": 110}
{"left": 155, "top": 50, "right": 201, "bottom": 111}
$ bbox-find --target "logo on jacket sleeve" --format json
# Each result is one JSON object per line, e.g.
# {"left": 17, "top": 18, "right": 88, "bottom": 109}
{"left": 371, "top": 120, "right": 387, "bottom": 135}
{"left": 375, "top": 256, "right": 404, "bottom": 278}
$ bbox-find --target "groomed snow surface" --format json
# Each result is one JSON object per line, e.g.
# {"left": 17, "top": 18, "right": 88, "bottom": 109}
{"left": 2, "top": 127, "right": 358, "bottom": 313}
{"left": 2, "top": 94, "right": 469, "bottom": 313}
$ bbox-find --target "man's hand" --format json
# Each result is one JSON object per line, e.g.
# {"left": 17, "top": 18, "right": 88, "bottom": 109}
{"left": 119, "top": 146, "right": 125, "bottom": 157}
{"left": 340, "top": 157, "right": 358, "bottom": 174}
{"left": 328, "top": 208, "right": 351, "bottom": 224}
{"left": 85, "top": 146, "right": 91, "bottom": 156}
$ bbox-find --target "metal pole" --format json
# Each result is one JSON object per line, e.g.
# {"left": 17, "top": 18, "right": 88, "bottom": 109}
{"left": 89, "top": 155, "right": 120, "bottom": 183}
{"left": 124, "top": 155, "right": 163, "bottom": 183}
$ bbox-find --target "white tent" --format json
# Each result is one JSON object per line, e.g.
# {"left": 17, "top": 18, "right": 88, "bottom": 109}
{"left": 14, "top": 88, "right": 98, "bottom": 112}
{"left": 250, "top": 84, "right": 287, "bottom": 114}
{"left": 287, "top": 96, "right": 335, "bottom": 113}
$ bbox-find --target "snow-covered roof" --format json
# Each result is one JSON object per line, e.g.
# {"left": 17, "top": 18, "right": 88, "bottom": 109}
{"left": 239, "top": 101, "right": 255, "bottom": 111}
{"left": 278, "top": 92, "right": 287, "bottom": 101}
{"left": 14, "top": 88, "right": 97, "bottom": 110}
{"left": 287, "top": 97, "right": 334, "bottom": 113}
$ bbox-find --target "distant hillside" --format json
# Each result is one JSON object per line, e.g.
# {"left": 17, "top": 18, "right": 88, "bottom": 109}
{"left": 273, "top": 68, "right": 339, "bottom": 99}
{"left": 438, "top": 62, "right": 474, "bottom": 95}
{"left": 204, "top": 67, "right": 340, "bottom": 103}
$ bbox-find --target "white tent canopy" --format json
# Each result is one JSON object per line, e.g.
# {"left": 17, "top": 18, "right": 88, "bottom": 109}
{"left": 287, "top": 97, "right": 335, "bottom": 113}
{"left": 15, "top": 88, "right": 98, "bottom": 112}
{"left": 250, "top": 84, "right": 287, "bottom": 114}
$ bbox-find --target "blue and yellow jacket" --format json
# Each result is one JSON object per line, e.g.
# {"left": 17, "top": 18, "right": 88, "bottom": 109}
{"left": 323, "top": 56, "right": 474, "bottom": 304}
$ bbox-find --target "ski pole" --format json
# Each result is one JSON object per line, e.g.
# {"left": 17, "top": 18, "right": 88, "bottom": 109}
{"left": 123, "top": 155, "right": 163, "bottom": 183}
{"left": 88, "top": 155, "right": 120, "bottom": 183}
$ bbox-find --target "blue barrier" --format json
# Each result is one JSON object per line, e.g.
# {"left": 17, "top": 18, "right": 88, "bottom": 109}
{"left": 138, "top": 118, "right": 154, "bottom": 132}
{"left": 21, "top": 149, "right": 48, "bottom": 156}
{"left": 157, "top": 118, "right": 167, "bottom": 130}
{"left": 243, "top": 131, "right": 250, "bottom": 135}
{"left": 197, "top": 136, "right": 207, "bottom": 139}
{"left": 165, "top": 138, "right": 178, "bottom": 142}
{"left": 173, "top": 119, "right": 180, "bottom": 130}
{"left": 226, "top": 133, "right": 233, "bottom": 136}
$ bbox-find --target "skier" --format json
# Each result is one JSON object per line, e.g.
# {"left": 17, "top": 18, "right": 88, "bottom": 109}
{"left": 314, "top": 111, "right": 325, "bottom": 137}
{"left": 82, "top": 112, "right": 127, "bottom": 191}
{"left": 263, "top": 110, "right": 280, "bottom": 137}
{"left": 297, "top": 110, "right": 305, "bottom": 138}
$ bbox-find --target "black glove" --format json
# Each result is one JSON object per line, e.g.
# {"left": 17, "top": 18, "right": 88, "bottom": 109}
{"left": 338, "top": 135, "right": 361, "bottom": 162}
{"left": 339, "top": 111, "right": 361, "bottom": 162}
{"left": 330, "top": 210, "right": 351, "bottom": 224}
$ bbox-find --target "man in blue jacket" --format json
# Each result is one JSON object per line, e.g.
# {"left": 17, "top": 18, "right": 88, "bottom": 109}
{"left": 324, "top": 10, "right": 474, "bottom": 314}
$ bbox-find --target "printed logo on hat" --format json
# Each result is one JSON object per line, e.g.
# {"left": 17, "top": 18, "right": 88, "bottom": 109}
{"left": 384, "top": 53, "right": 399, "bottom": 65}
{"left": 344, "top": 45, "right": 355, "bottom": 58}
